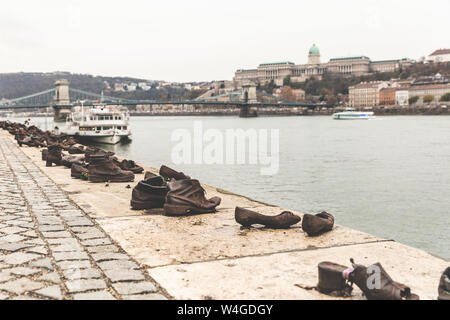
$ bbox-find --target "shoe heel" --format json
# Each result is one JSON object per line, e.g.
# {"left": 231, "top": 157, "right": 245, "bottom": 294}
{"left": 317, "top": 261, "right": 348, "bottom": 294}
{"left": 46, "top": 160, "right": 52, "bottom": 167}
{"left": 164, "top": 204, "right": 192, "bottom": 216}
{"left": 130, "top": 200, "right": 149, "bottom": 210}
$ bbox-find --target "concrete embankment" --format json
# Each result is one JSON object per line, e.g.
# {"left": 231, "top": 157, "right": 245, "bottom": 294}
{"left": 3, "top": 130, "right": 448, "bottom": 299}
{"left": 129, "top": 105, "right": 450, "bottom": 116}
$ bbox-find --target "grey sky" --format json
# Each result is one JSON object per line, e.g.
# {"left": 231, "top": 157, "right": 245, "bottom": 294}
{"left": 1, "top": 0, "right": 448, "bottom": 82}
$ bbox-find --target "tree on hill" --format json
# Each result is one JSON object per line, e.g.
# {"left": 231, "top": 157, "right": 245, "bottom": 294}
{"left": 280, "top": 86, "right": 296, "bottom": 101}
{"left": 283, "top": 75, "right": 291, "bottom": 86}
{"left": 423, "top": 95, "right": 434, "bottom": 103}
{"left": 409, "top": 96, "right": 419, "bottom": 105}
{"left": 440, "top": 92, "right": 450, "bottom": 102}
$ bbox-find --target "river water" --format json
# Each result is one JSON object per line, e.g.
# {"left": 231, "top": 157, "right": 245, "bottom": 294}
{"left": 11, "top": 115, "right": 450, "bottom": 259}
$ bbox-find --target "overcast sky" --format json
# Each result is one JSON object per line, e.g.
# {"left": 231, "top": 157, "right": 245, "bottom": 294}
{"left": 1, "top": 0, "right": 448, "bottom": 82}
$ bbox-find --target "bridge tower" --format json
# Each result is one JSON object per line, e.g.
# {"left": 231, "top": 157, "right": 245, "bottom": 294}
{"left": 239, "top": 82, "right": 258, "bottom": 117}
{"left": 52, "top": 79, "right": 72, "bottom": 122}
{"left": 241, "top": 82, "right": 257, "bottom": 103}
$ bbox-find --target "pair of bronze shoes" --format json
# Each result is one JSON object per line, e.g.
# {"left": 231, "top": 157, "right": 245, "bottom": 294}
{"left": 235, "top": 207, "right": 334, "bottom": 234}
{"left": 131, "top": 165, "right": 221, "bottom": 216}
{"left": 317, "top": 259, "right": 420, "bottom": 300}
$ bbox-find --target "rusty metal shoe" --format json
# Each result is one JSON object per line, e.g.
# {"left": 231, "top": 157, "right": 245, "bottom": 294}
{"left": 41, "top": 149, "right": 48, "bottom": 161}
{"left": 317, "top": 262, "right": 354, "bottom": 297}
{"left": 68, "top": 145, "right": 85, "bottom": 154}
{"left": 85, "top": 147, "right": 115, "bottom": 163}
{"left": 159, "top": 165, "right": 190, "bottom": 181}
{"left": 235, "top": 207, "right": 301, "bottom": 229}
{"left": 144, "top": 171, "right": 158, "bottom": 180}
{"left": 164, "top": 179, "right": 220, "bottom": 216}
{"left": 61, "top": 154, "right": 85, "bottom": 168}
{"left": 302, "top": 211, "right": 334, "bottom": 236}
{"left": 46, "top": 144, "right": 63, "bottom": 167}
{"left": 130, "top": 176, "right": 168, "bottom": 210}
{"left": 18, "top": 135, "right": 36, "bottom": 147}
{"left": 438, "top": 267, "right": 450, "bottom": 300}
{"left": 71, "top": 162, "right": 89, "bottom": 180}
{"left": 87, "top": 154, "right": 134, "bottom": 183}
{"left": 113, "top": 158, "right": 144, "bottom": 174}
{"left": 348, "top": 259, "right": 419, "bottom": 300}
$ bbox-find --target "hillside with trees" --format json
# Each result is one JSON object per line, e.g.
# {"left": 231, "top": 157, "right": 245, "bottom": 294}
{"left": 0, "top": 72, "right": 190, "bottom": 101}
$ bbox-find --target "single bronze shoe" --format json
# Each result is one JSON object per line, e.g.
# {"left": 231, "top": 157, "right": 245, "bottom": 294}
{"left": 302, "top": 211, "right": 334, "bottom": 236}
{"left": 438, "top": 267, "right": 450, "bottom": 300}
{"left": 130, "top": 176, "right": 168, "bottom": 210}
{"left": 71, "top": 162, "right": 89, "bottom": 180}
{"left": 85, "top": 147, "right": 115, "bottom": 163}
{"left": 164, "top": 179, "right": 220, "bottom": 216}
{"left": 61, "top": 154, "right": 85, "bottom": 168}
{"left": 18, "top": 135, "right": 36, "bottom": 147}
{"left": 144, "top": 171, "right": 158, "bottom": 180}
{"left": 317, "top": 261, "right": 353, "bottom": 297}
{"left": 87, "top": 154, "right": 134, "bottom": 183}
{"left": 113, "top": 158, "right": 144, "bottom": 174}
{"left": 42, "top": 149, "right": 48, "bottom": 161}
{"left": 159, "top": 165, "right": 190, "bottom": 181}
{"left": 68, "top": 145, "right": 85, "bottom": 154}
{"left": 46, "top": 145, "right": 63, "bottom": 167}
{"left": 348, "top": 259, "right": 419, "bottom": 300}
{"left": 234, "top": 207, "right": 300, "bottom": 229}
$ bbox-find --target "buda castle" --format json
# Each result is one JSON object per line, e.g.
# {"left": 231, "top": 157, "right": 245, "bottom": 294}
{"left": 234, "top": 44, "right": 413, "bottom": 85}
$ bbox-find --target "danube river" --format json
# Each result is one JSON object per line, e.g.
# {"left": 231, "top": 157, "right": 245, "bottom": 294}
{"left": 12, "top": 115, "right": 450, "bottom": 259}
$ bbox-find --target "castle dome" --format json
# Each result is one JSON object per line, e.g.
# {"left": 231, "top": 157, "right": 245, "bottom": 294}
{"left": 309, "top": 44, "right": 320, "bottom": 55}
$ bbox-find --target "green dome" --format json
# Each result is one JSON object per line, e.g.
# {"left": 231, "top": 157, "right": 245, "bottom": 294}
{"left": 309, "top": 44, "right": 320, "bottom": 55}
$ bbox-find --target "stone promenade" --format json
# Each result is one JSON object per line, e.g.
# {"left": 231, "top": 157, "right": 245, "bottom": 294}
{"left": 0, "top": 129, "right": 447, "bottom": 300}
{"left": 0, "top": 137, "right": 167, "bottom": 300}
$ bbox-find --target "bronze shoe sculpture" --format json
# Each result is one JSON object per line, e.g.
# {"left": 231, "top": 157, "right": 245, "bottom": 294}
{"left": 348, "top": 258, "right": 419, "bottom": 300}
{"left": 71, "top": 162, "right": 89, "bottom": 180}
{"left": 68, "top": 145, "right": 85, "bottom": 154}
{"left": 144, "top": 171, "right": 158, "bottom": 180}
{"left": 41, "top": 149, "right": 48, "bottom": 161}
{"left": 46, "top": 144, "right": 63, "bottom": 167}
{"left": 317, "top": 261, "right": 353, "bottom": 297}
{"left": 159, "top": 165, "right": 190, "bottom": 181}
{"left": 85, "top": 147, "right": 115, "bottom": 163}
{"left": 130, "top": 176, "right": 168, "bottom": 210}
{"left": 438, "top": 267, "right": 450, "bottom": 300}
{"left": 87, "top": 154, "right": 134, "bottom": 183}
{"left": 164, "top": 179, "right": 220, "bottom": 216}
{"left": 235, "top": 207, "right": 300, "bottom": 229}
{"left": 302, "top": 211, "right": 334, "bottom": 236}
{"left": 113, "top": 158, "right": 144, "bottom": 174}
{"left": 61, "top": 154, "right": 85, "bottom": 168}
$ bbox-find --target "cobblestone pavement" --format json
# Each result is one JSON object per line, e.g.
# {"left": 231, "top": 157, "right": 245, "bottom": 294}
{"left": 0, "top": 137, "right": 168, "bottom": 300}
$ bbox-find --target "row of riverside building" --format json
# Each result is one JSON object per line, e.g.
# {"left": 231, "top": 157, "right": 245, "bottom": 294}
{"left": 234, "top": 44, "right": 415, "bottom": 86}
{"left": 349, "top": 73, "right": 450, "bottom": 107}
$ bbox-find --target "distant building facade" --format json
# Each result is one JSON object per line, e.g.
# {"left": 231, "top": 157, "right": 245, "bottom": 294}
{"left": 348, "top": 81, "right": 388, "bottom": 107}
{"left": 407, "top": 73, "right": 450, "bottom": 104}
{"left": 408, "top": 83, "right": 450, "bottom": 104}
{"left": 292, "top": 88, "right": 306, "bottom": 100}
{"left": 427, "top": 49, "right": 450, "bottom": 63}
{"left": 379, "top": 87, "right": 397, "bottom": 105}
{"left": 234, "top": 44, "right": 413, "bottom": 85}
{"left": 395, "top": 90, "right": 409, "bottom": 106}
